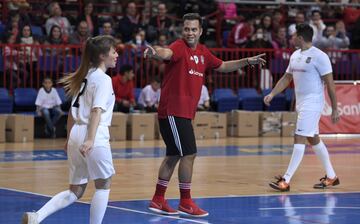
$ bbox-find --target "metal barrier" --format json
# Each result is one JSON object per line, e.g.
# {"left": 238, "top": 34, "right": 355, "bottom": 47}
{"left": 1, "top": 44, "right": 359, "bottom": 93}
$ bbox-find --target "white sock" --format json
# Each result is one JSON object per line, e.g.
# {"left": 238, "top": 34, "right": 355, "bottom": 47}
{"left": 37, "top": 190, "right": 78, "bottom": 222}
{"left": 283, "top": 144, "right": 306, "bottom": 183}
{"left": 90, "top": 189, "right": 110, "bottom": 224}
{"left": 312, "top": 140, "right": 336, "bottom": 179}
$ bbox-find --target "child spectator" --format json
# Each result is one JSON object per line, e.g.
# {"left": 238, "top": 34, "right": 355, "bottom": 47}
{"left": 35, "top": 77, "right": 63, "bottom": 138}
{"left": 112, "top": 64, "right": 136, "bottom": 113}
{"left": 138, "top": 77, "right": 161, "bottom": 112}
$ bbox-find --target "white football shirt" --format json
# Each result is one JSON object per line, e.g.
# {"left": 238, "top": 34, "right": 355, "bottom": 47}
{"left": 35, "top": 87, "right": 62, "bottom": 109}
{"left": 71, "top": 68, "right": 115, "bottom": 126}
{"left": 138, "top": 84, "right": 160, "bottom": 107}
{"left": 286, "top": 46, "right": 332, "bottom": 111}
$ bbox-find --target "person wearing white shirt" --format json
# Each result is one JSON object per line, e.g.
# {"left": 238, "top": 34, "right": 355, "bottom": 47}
{"left": 264, "top": 24, "right": 340, "bottom": 192}
{"left": 197, "top": 85, "right": 210, "bottom": 111}
{"left": 138, "top": 77, "right": 161, "bottom": 112}
{"left": 35, "top": 77, "right": 63, "bottom": 138}
{"left": 23, "top": 36, "right": 118, "bottom": 224}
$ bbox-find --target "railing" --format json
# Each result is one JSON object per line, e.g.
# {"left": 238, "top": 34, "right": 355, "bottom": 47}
{"left": 1, "top": 44, "right": 359, "bottom": 93}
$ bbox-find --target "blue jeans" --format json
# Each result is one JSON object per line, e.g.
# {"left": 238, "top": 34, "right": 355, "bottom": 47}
{"left": 41, "top": 106, "right": 62, "bottom": 132}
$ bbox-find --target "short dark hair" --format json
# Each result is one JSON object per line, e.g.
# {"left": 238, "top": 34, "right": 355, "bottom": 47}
{"left": 311, "top": 10, "right": 321, "bottom": 17}
{"left": 296, "top": 23, "right": 313, "bottom": 42}
{"left": 120, "top": 64, "right": 133, "bottom": 74}
{"left": 183, "top": 13, "right": 202, "bottom": 27}
{"left": 152, "top": 76, "right": 160, "bottom": 84}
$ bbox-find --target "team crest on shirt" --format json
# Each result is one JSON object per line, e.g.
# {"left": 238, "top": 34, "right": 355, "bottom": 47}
{"left": 200, "top": 55, "right": 204, "bottom": 64}
{"left": 190, "top": 55, "right": 199, "bottom": 64}
{"left": 306, "top": 57, "right": 312, "bottom": 63}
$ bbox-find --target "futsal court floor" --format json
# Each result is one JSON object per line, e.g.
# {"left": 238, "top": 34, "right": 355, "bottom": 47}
{"left": 1, "top": 136, "right": 359, "bottom": 223}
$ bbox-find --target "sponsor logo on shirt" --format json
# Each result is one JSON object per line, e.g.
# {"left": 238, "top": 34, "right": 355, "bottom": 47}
{"left": 188, "top": 69, "right": 203, "bottom": 77}
{"left": 291, "top": 68, "right": 307, "bottom": 73}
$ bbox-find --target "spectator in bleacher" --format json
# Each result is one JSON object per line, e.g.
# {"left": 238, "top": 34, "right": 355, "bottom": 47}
{"left": 227, "top": 17, "right": 253, "bottom": 48}
{"left": 288, "top": 11, "right": 305, "bottom": 36}
{"left": 261, "top": 13, "right": 273, "bottom": 42}
{"left": 156, "top": 32, "right": 169, "bottom": 47}
{"left": 35, "top": 77, "right": 63, "bottom": 138}
{"left": 246, "top": 27, "right": 273, "bottom": 49}
{"left": 273, "top": 26, "right": 289, "bottom": 50}
{"left": 197, "top": 85, "right": 210, "bottom": 111}
{"left": 218, "top": 2, "right": 237, "bottom": 20}
{"left": 3, "top": 32, "right": 26, "bottom": 87}
{"left": 68, "top": 20, "right": 90, "bottom": 46}
{"left": 117, "top": 1, "right": 141, "bottom": 43}
{"left": 147, "top": 3, "right": 173, "bottom": 43}
{"left": 44, "top": 25, "right": 64, "bottom": 45}
{"left": 5, "top": 10, "right": 29, "bottom": 37}
{"left": 112, "top": 64, "right": 136, "bottom": 113}
{"left": 44, "top": 25, "right": 69, "bottom": 57}
{"left": 138, "top": 77, "right": 161, "bottom": 112}
{"left": 315, "top": 23, "right": 350, "bottom": 50}
{"left": 45, "top": 2, "right": 72, "bottom": 42}
{"left": 271, "top": 10, "right": 285, "bottom": 32}
{"left": 17, "top": 24, "right": 41, "bottom": 84}
{"left": 309, "top": 10, "right": 326, "bottom": 45}
{"left": 342, "top": 0, "right": 360, "bottom": 30}
{"left": 218, "top": 2, "right": 238, "bottom": 30}
{"left": 128, "top": 28, "right": 149, "bottom": 49}
{"left": 77, "top": 2, "right": 99, "bottom": 36}
{"left": 101, "top": 20, "right": 114, "bottom": 36}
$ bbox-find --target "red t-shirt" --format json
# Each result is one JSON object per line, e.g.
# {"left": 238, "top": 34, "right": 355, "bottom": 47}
{"left": 112, "top": 75, "right": 135, "bottom": 103}
{"left": 158, "top": 39, "right": 223, "bottom": 119}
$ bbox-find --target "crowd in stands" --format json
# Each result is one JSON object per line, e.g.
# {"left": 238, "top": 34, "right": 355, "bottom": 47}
{"left": 0, "top": 1, "right": 359, "bottom": 111}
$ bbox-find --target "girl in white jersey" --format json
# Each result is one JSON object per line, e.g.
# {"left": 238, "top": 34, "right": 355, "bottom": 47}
{"left": 22, "top": 35, "right": 118, "bottom": 224}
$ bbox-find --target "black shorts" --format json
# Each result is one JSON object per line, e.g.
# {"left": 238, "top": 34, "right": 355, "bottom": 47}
{"left": 159, "top": 116, "right": 197, "bottom": 156}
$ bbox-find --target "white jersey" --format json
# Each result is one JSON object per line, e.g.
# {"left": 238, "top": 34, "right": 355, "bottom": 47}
{"left": 198, "top": 85, "right": 210, "bottom": 106}
{"left": 138, "top": 84, "right": 160, "bottom": 107}
{"left": 71, "top": 68, "right": 115, "bottom": 126}
{"left": 35, "top": 87, "right": 62, "bottom": 109}
{"left": 286, "top": 46, "right": 332, "bottom": 111}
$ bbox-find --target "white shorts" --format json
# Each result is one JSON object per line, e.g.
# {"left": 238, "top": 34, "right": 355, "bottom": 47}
{"left": 295, "top": 110, "right": 322, "bottom": 137}
{"left": 67, "top": 124, "right": 115, "bottom": 185}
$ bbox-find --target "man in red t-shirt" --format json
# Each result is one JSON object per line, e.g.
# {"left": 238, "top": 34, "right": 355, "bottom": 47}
{"left": 111, "top": 64, "right": 136, "bottom": 113}
{"left": 144, "top": 13, "right": 266, "bottom": 217}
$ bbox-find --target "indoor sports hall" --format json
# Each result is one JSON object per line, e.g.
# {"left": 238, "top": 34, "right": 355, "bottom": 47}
{"left": 1, "top": 0, "right": 360, "bottom": 223}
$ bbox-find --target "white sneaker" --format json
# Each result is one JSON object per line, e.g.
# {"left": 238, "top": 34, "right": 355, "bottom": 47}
{"left": 22, "top": 212, "right": 39, "bottom": 224}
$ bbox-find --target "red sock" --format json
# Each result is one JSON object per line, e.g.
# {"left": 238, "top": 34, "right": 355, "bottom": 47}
{"left": 179, "top": 182, "right": 191, "bottom": 201}
{"left": 152, "top": 178, "right": 169, "bottom": 201}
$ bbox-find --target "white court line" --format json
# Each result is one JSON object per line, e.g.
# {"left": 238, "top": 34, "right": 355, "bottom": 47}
{"left": 0, "top": 187, "right": 210, "bottom": 224}
{"left": 259, "top": 206, "right": 360, "bottom": 210}
{"left": 110, "top": 190, "right": 360, "bottom": 202}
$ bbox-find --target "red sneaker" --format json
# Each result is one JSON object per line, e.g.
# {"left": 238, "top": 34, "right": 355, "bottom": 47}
{"left": 148, "top": 199, "right": 179, "bottom": 215}
{"left": 178, "top": 199, "right": 209, "bottom": 217}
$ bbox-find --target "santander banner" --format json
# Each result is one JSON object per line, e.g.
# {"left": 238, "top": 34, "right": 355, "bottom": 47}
{"left": 320, "top": 84, "right": 360, "bottom": 134}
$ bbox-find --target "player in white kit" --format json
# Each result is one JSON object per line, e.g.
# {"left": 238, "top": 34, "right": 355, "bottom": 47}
{"left": 22, "top": 35, "right": 118, "bottom": 224}
{"left": 264, "top": 24, "right": 340, "bottom": 191}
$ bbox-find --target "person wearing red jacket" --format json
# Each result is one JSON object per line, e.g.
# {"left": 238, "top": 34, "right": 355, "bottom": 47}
{"left": 111, "top": 64, "right": 136, "bottom": 113}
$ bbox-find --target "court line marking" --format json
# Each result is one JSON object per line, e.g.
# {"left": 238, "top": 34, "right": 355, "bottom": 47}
{"left": 259, "top": 206, "right": 360, "bottom": 210}
{"left": 108, "top": 191, "right": 360, "bottom": 202}
{"left": 0, "top": 187, "right": 211, "bottom": 224}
